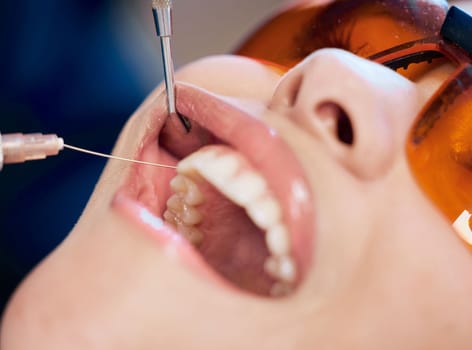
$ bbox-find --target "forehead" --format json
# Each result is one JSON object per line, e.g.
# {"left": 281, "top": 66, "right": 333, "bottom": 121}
{"left": 292, "top": 0, "right": 448, "bottom": 28}
{"left": 274, "top": 0, "right": 448, "bottom": 32}
{"left": 289, "top": 0, "right": 449, "bottom": 8}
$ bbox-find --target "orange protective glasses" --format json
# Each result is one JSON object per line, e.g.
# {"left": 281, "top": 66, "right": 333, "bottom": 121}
{"left": 235, "top": 2, "right": 472, "bottom": 246}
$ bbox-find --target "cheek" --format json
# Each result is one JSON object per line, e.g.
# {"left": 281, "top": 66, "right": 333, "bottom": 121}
{"left": 175, "top": 55, "right": 281, "bottom": 101}
{"left": 415, "top": 63, "right": 456, "bottom": 105}
{"left": 0, "top": 215, "right": 191, "bottom": 347}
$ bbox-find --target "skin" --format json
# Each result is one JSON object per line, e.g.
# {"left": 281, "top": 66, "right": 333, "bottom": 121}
{"left": 2, "top": 0, "right": 472, "bottom": 348}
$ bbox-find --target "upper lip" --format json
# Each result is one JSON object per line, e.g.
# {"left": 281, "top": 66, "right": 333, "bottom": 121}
{"left": 114, "top": 82, "right": 315, "bottom": 290}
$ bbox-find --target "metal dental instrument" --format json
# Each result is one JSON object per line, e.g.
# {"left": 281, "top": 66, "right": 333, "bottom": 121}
{"left": 152, "top": 0, "right": 192, "bottom": 132}
{"left": 0, "top": 132, "right": 177, "bottom": 171}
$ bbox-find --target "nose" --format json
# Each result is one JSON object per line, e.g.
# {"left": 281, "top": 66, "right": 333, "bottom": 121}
{"left": 269, "top": 49, "right": 419, "bottom": 179}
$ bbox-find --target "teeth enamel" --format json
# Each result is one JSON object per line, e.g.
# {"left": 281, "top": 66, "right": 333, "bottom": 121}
{"left": 177, "top": 149, "right": 219, "bottom": 175}
{"left": 222, "top": 172, "right": 267, "bottom": 206}
{"left": 166, "top": 194, "right": 184, "bottom": 211}
{"left": 177, "top": 223, "right": 204, "bottom": 246}
{"left": 165, "top": 195, "right": 203, "bottom": 225}
{"left": 247, "top": 196, "right": 282, "bottom": 230}
{"left": 278, "top": 256, "right": 296, "bottom": 283}
{"left": 163, "top": 208, "right": 204, "bottom": 247}
{"left": 266, "top": 224, "right": 290, "bottom": 256}
{"left": 199, "top": 154, "right": 240, "bottom": 186}
{"left": 170, "top": 175, "right": 205, "bottom": 206}
{"left": 170, "top": 175, "right": 187, "bottom": 192}
{"left": 181, "top": 205, "right": 203, "bottom": 226}
{"left": 183, "top": 179, "right": 204, "bottom": 206}
{"left": 163, "top": 210, "right": 176, "bottom": 224}
{"left": 264, "top": 255, "right": 296, "bottom": 283}
{"left": 169, "top": 147, "right": 297, "bottom": 293}
{"left": 164, "top": 175, "right": 205, "bottom": 247}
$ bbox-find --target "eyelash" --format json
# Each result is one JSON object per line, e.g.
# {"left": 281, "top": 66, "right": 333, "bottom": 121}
{"left": 294, "top": 18, "right": 367, "bottom": 61}
{"left": 322, "top": 19, "right": 369, "bottom": 55}
{"left": 322, "top": 23, "right": 355, "bottom": 51}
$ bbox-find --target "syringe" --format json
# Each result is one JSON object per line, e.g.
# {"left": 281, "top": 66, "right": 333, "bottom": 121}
{"left": 0, "top": 133, "right": 64, "bottom": 170}
{"left": 0, "top": 132, "right": 176, "bottom": 171}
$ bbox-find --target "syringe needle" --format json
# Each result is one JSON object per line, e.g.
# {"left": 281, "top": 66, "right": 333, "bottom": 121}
{"left": 152, "top": 0, "right": 192, "bottom": 132}
{"left": 0, "top": 132, "right": 177, "bottom": 170}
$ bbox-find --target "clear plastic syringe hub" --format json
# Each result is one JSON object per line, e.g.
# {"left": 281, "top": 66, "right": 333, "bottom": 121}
{"left": 0, "top": 133, "right": 64, "bottom": 170}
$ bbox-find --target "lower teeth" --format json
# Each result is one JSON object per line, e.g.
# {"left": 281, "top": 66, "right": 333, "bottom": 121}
{"left": 164, "top": 175, "right": 205, "bottom": 246}
{"left": 164, "top": 146, "right": 297, "bottom": 295}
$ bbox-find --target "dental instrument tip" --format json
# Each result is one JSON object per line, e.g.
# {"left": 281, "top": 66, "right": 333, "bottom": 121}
{"left": 174, "top": 112, "right": 192, "bottom": 132}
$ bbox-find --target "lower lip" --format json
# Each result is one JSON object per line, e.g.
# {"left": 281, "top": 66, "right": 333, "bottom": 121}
{"left": 111, "top": 191, "right": 242, "bottom": 292}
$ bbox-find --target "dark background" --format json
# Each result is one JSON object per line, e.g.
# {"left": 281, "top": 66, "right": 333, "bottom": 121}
{"left": 0, "top": 0, "right": 164, "bottom": 313}
{"left": 0, "top": 0, "right": 285, "bottom": 315}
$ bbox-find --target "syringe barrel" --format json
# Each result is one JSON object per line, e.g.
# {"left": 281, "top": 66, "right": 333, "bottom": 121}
{"left": 1, "top": 133, "right": 64, "bottom": 165}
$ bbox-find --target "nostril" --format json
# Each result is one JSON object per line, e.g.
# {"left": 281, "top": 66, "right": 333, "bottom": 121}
{"left": 317, "top": 102, "right": 354, "bottom": 146}
{"left": 336, "top": 108, "right": 354, "bottom": 145}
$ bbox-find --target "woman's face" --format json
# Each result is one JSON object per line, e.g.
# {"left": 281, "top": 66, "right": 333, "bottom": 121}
{"left": 3, "top": 0, "right": 472, "bottom": 349}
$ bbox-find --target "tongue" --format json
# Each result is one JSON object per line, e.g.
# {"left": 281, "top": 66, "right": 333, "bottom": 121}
{"left": 191, "top": 178, "right": 275, "bottom": 295}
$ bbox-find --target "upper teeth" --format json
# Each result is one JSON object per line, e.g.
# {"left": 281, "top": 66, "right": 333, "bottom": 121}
{"left": 165, "top": 146, "right": 297, "bottom": 291}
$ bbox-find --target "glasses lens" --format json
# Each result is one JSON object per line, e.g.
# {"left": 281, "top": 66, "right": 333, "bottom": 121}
{"left": 407, "top": 67, "right": 472, "bottom": 224}
{"left": 235, "top": 1, "right": 442, "bottom": 70}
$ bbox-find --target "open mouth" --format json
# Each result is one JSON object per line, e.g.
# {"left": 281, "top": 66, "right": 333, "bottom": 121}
{"left": 113, "top": 83, "right": 314, "bottom": 297}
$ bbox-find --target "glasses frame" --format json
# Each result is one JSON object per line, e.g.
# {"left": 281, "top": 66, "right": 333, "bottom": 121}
{"left": 367, "top": 6, "right": 472, "bottom": 144}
